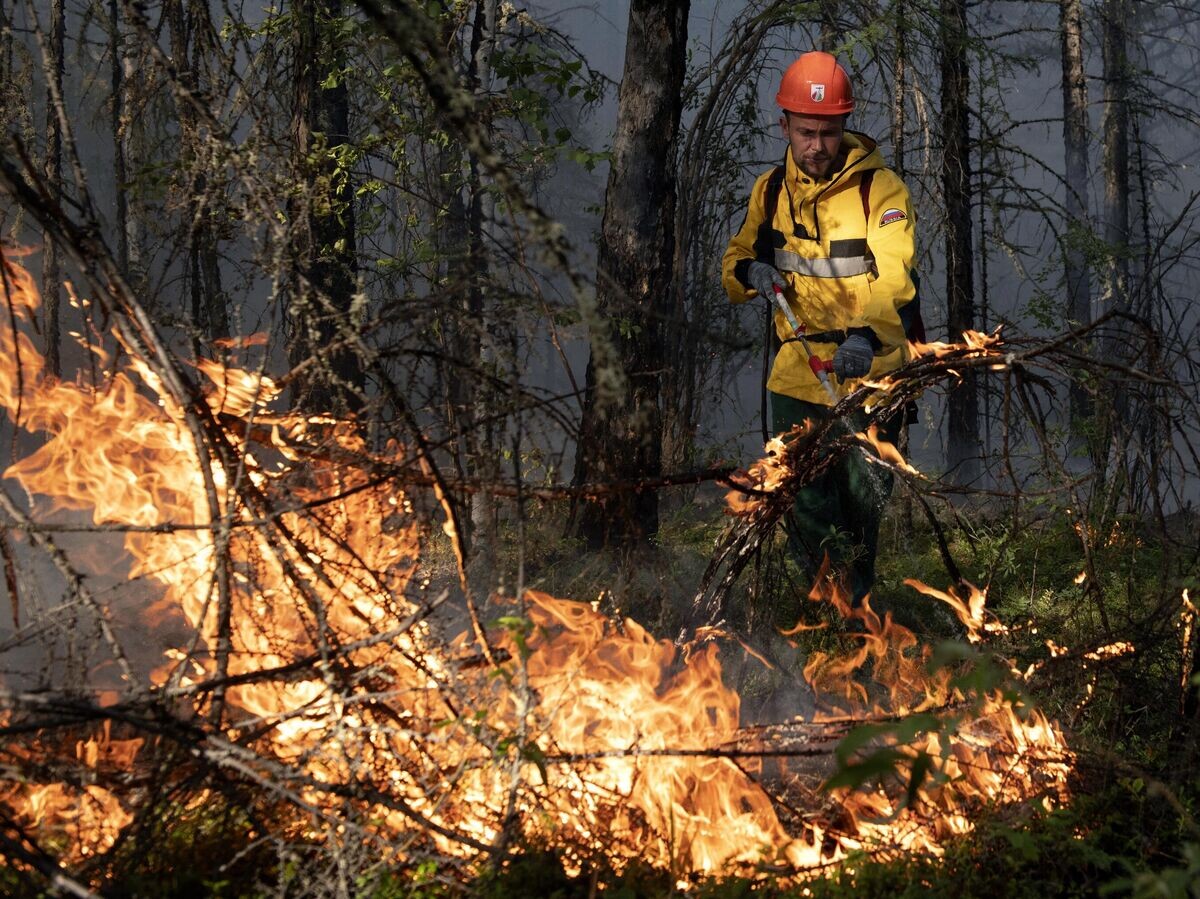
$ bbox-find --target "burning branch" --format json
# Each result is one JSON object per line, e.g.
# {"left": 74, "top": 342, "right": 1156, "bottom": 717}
{"left": 688, "top": 332, "right": 1007, "bottom": 632}
{"left": 0, "top": 242, "right": 1169, "bottom": 886}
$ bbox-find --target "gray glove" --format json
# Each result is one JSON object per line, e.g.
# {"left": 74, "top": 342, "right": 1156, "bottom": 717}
{"left": 833, "top": 333, "right": 875, "bottom": 379}
{"left": 746, "top": 261, "right": 785, "bottom": 299}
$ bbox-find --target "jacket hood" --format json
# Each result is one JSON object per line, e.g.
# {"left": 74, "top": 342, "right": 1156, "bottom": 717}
{"left": 784, "top": 130, "right": 885, "bottom": 187}
{"left": 840, "top": 130, "right": 884, "bottom": 172}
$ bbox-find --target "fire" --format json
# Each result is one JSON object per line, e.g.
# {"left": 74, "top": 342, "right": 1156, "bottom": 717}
{"left": 519, "top": 593, "right": 799, "bottom": 871}
{"left": 0, "top": 715, "right": 140, "bottom": 860}
{"left": 792, "top": 571, "right": 1071, "bottom": 853}
{"left": 0, "top": 253, "right": 1072, "bottom": 884}
{"left": 904, "top": 578, "right": 1006, "bottom": 644}
{"left": 725, "top": 428, "right": 804, "bottom": 516}
{"left": 907, "top": 328, "right": 1003, "bottom": 360}
{"left": 858, "top": 423, "right": 919, "bottom": 476}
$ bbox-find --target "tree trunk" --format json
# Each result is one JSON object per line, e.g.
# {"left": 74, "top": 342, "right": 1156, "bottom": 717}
{"left": 891, "top": 0, "right": 915, "bottom": 530}
{"left": 1061, "top": 0, "right": 1093, "bottom": 431}
{"left": 940, "top": 0, "right": 979, "bottom": 486}
{"left": 1090, "top": 0, "right": 1132, "bottom": 497}
{"left": 572, "top": 0, "right": 689, "bottom": 549}
{"left": 891, "top": 0, "right": 906, "bottom": 180}
{"left": 41, "top": 0, "right": 64, "bottom": 376}
{"left": 1101, "top": 0, "right": 1131, "bottom": 317}
{"left": 818, "top": 2, "right": 839, "bottom": 51}
{"left": 465, "top": 0, "right": 499, "bottom": 593}
{"left": 288, "top": 0, "right": 364, "bottom": 413}
{"left": 167, "top": 0, "right": 229, "bottom": 344}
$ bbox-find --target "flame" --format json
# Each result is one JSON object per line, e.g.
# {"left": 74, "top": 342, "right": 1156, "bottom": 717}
{"left": 0, "top": 715, "right": 140, "bottom": 861}
{"left": 903, "top": 578, "right": 1006, "bottom": 644}
{"left": 785, "top": 567, "right": 1070, "bottom": 854}
{"left": 520, "top": 593, "right": 800, "bottom": 871}
{"left": 0, "top": 255, "right": 1072, "bottom": 881}
{"left": 725, "top": 427, "right": 805, "bottom": 516}
{"left": 858, "top": 424, "right": 919, "bottom": 476}
{"left": 907, "top": 328, "right": 1003, "bottom": 360}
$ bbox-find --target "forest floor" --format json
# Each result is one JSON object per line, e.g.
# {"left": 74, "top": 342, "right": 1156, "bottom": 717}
{"left": 430, "top": 488, "right": 1200, "bottom": 898}
{"left": 7, "top": 487, "right": 1195, "bottom": 898}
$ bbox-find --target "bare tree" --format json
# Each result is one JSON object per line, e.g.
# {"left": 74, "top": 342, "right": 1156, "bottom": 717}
{"left": 1101, "top": 0, "right": 1131, "bottom": 314}
{"left": 166, "top": 0, "right": 229, "bottom": 344}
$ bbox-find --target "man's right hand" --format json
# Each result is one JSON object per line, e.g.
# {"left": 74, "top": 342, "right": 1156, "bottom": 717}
{"left": 746, "top": 261, "right": 785, "bottom": 299}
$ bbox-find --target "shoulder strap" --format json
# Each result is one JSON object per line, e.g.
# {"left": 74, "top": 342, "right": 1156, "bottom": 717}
{"left": 757, "top": 166, "right": 786, "bottom": 443}
{"left": 753, "top": 165, "right": 786, "bottom": 263}
{"left": 764, "top": 165, "right": 785, "bottom": 225}
{"left": 859, "top": 168, "right": 875, "bottom": 224}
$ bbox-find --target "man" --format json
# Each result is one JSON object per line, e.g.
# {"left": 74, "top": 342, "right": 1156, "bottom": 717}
{"left": 722, "top": 50, "right": 919, "bottom": 606}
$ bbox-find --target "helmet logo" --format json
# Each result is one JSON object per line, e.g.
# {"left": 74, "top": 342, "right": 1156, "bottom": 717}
{"left": 811, "top": 84, "right": 825, "bottom": 102}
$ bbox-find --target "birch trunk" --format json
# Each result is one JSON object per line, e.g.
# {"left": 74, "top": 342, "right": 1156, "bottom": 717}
{"left": 466, "top": 0, "right": 499, "bottom": 594}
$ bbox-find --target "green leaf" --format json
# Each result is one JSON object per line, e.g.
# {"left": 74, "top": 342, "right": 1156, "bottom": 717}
{"left": 834, "top": 721, "right": 891, "bottom": 766}
{"left": 902, "top": 750, "right": 934, "bottom": 812}
{"left": 823, "top": 748, "right": 907, "bottom": 791}
{"left": 522, "top": 741, "right": 549, "bottom": 785}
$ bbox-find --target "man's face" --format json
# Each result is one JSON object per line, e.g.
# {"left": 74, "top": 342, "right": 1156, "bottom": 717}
{"left": 780, "top": 112, "right": 845, "bottom": 179}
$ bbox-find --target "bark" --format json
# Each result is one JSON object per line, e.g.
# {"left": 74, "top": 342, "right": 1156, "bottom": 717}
{"left": 571, "top": 0, "right": 690, "bottom": 549}
{"left": 818, "top": 0, "right": 839, "bottom": 50}
{"left": 1101, "top": 0, "right": 1131, "bottom": 320}
{"left": 466, "top": 0, "right": 499, "bottom": 593}
{"left": 892, "top": 0, "right": 915, "bottom": 530}
{"left": 41, "top": 0, "right": 64, "bottom": 376}
{"left": 939, "top": 0, "right": 979, "bottom": 485}
{"left": 1091, "top": 0, "right": 1132, "bottom": 491}
{"left": 891, "top": 0, "right": 906, "bottom": 181}
{"left": 110, "top": 0, "right": 127, "bottom": 276}
{"left": 167, "top": 0, "right": 228, "bottom": 343}
{"left": 288, "top": 0, "right": 365, "bottom": 413}
{"left": 1061, "top": 0, "right": 1093, "bottom": 429}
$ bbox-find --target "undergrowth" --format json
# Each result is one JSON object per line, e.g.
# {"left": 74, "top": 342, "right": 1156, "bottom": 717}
{"left": 5, "top": 491, "right": 1197, "bottom": 897}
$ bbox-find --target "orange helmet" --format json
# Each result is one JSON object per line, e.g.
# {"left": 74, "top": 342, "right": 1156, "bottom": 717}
{"left": 775, "top": 51, "right": 854, "bottom": 115}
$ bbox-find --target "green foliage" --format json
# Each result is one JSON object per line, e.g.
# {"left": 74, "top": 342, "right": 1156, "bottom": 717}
{"left": 97, "top": 785, "right": 282, "bottom": 898}
{"left": 425, "top": 779, "right": 1199, "bottom": 897}
{"left": 1104, "top": 843, "right": 1200, "bottom": 898}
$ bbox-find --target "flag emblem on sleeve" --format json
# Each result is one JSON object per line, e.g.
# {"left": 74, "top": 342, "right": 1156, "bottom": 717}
{"left": 879, "top": 208, "right": 907, "bottom": 226}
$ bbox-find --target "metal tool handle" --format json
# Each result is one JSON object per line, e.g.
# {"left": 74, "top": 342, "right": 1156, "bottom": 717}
{"left": 771, "top": 287, "right": 839, "bottom": 402}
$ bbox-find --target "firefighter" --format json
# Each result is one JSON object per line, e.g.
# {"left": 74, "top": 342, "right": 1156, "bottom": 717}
{"left": 721, "top": 50, "right": 920, "bottom": 606}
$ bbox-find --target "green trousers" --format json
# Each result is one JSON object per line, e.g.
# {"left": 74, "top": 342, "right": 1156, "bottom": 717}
{"left": 771, "top": 392, "right": 902, "bottom": 605}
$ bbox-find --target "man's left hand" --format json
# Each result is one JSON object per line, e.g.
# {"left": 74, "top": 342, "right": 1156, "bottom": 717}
{"left": 833, "top": 334, "right": 874, "bottom": 379}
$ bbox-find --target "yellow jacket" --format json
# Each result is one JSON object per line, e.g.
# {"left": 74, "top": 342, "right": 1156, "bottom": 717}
{"left": 722, "top": 132, "right": 917, "bottom": 405}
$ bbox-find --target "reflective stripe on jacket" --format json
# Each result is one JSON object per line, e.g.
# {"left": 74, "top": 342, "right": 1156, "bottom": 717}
{"left": 722, "top": 131, "right": 917, "bottom": 405}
